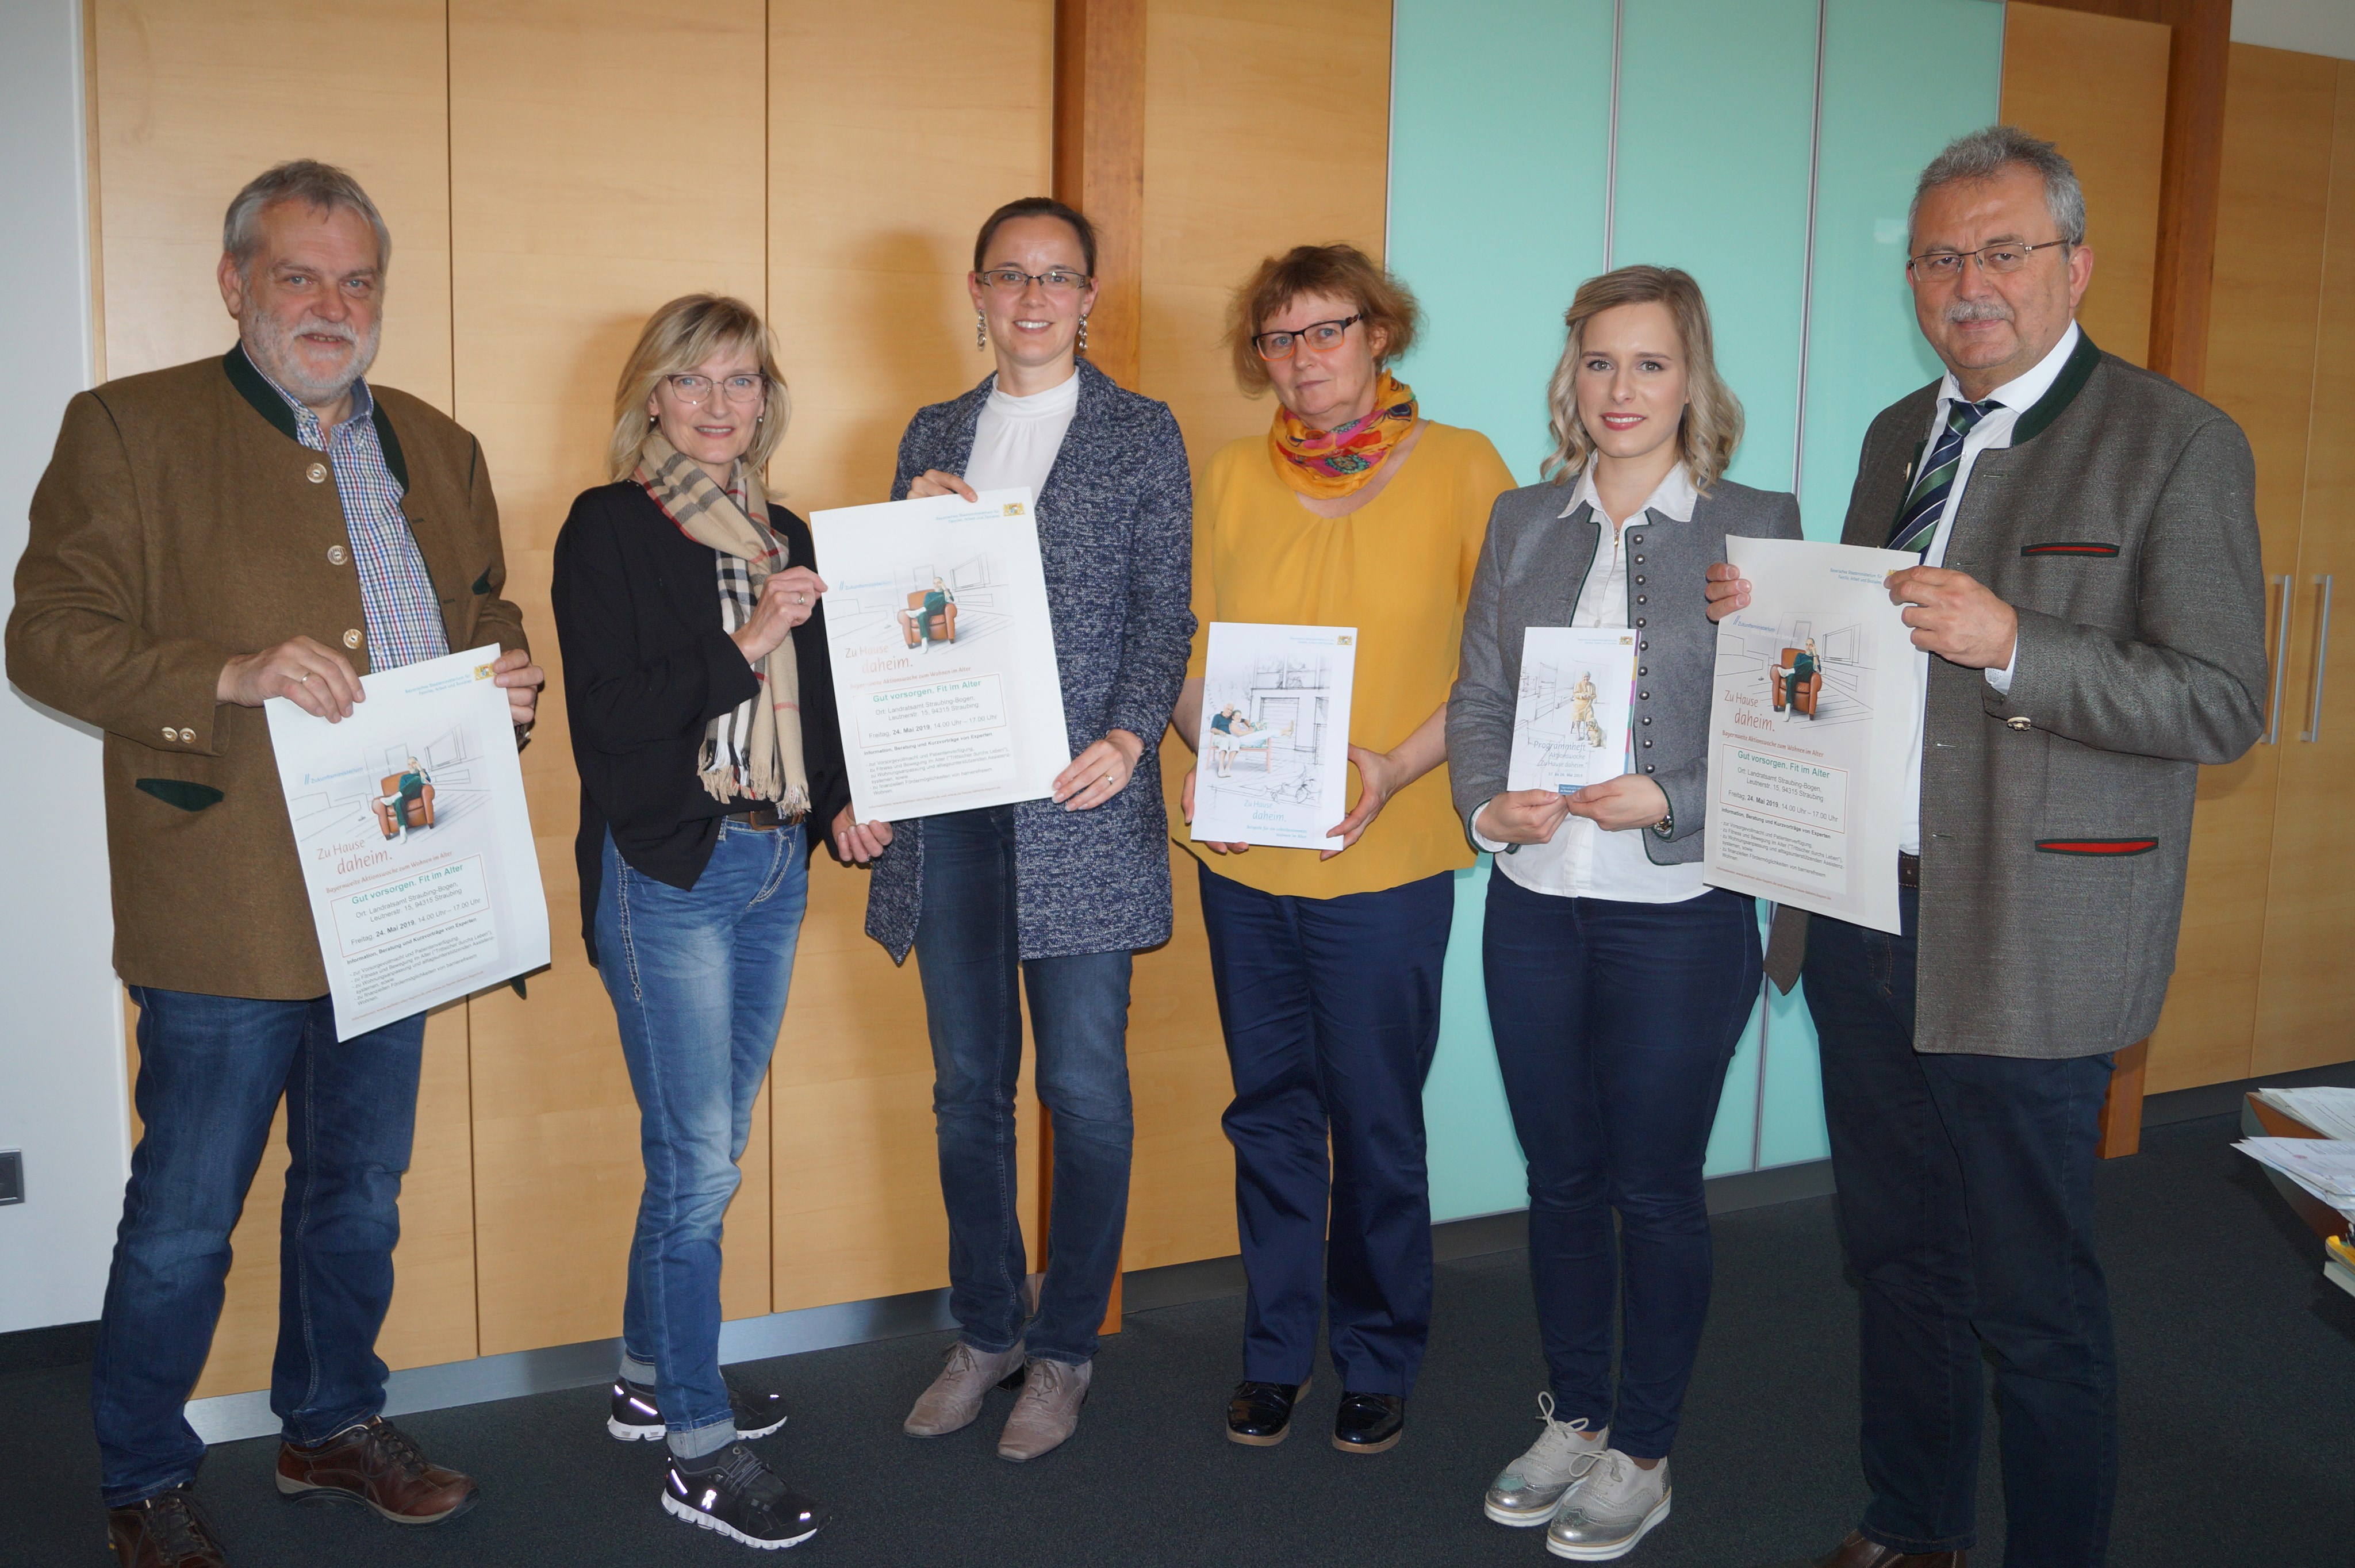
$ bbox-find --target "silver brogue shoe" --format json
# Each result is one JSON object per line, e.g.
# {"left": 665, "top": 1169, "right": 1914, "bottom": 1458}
{"left": 903, "top": 1340, "right": 1026, "bottom": 1437}
{"left": 1545, "top": 1449, "right": 1671, "bottom": 1561}
{"left": 1483, "top": 1393, "right": 1609, "bottom": 1526}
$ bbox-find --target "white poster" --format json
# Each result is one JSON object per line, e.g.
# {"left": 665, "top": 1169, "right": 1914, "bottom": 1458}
{"left": 264, "top": 645, "right": 550, "bottom": 1041}
{"left": 1507, "top": 627, "right": 1638, "bottom": 795}
{"left": 1702, "top": 536, "right": 1928, "bottom": 935}
{"left": 1190, "top": 622, "right": 1358, "bottom": 850}
{"left": 808, "top": 488, "right": 1071, "bottom": 822}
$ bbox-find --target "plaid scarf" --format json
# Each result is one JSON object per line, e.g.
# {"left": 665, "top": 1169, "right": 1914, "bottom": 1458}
{"left": 635, "top": 432, "right": 810, "bottom": 818}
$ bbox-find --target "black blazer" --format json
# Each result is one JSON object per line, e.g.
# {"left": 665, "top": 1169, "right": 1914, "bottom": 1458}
{"left": 552, "top": 481, "right": 849, "bottom": 964}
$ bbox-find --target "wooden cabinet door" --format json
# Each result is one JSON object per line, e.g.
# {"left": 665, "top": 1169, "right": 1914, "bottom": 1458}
{"left": 2253, "top": 61, "right": 2355, "bottom": 1076}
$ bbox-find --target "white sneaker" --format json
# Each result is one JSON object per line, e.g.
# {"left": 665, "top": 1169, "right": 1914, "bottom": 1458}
{"left": 1483, "top": 1392, "right": 1609, "bottom": 1527}
{"left": 1545, "top": 1448, "right": 1670, "bottom": 1561}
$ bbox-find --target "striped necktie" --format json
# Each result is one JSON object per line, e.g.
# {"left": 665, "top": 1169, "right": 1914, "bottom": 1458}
{"left": 1888, "top": 396, "right": 1997, "bottom": 554}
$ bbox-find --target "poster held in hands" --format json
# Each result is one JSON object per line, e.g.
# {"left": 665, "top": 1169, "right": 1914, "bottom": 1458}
{"left": 1190, "top": 622, "right": 1358, "bottom": 850}
{"left": 264, "top": 645, "right": 550, "bottom": 1041}
{"left": 1506, "top": 627, "right": 1637, "bottom": 795}
{"left": 1701, "top": 536, "right": 1927, "bottom": 935}
{"left": 808, "top": 487, "right": 1071, "bottom": 823}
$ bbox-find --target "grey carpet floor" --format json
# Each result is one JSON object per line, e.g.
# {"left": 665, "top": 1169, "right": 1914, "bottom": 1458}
{"left": 2, "top": 1111, "right": 2349, "bottom": 1566}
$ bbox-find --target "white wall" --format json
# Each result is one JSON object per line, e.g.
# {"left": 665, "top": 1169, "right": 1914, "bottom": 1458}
{"left": 2233, "top": 0, "right": 2355, "bottom": 62}
{"left": 0, "top": 0, "right": 129, "bottom": 1335}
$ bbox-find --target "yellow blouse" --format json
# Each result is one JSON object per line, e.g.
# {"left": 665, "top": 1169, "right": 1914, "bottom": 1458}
{"left": 1167, "top": 421, "right": 1516, "bottom": 900}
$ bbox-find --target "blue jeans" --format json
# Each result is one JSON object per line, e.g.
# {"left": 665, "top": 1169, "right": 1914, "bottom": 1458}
{"left": 1482, "top": 876, "right": 1760, "bottom": 1458}
{"left": 1196, "top": 864, "right": 1452, "bottom": 1396}
{"left": 597, "top": 822, "right": 810, "bottom": 1459}
{"left": 911, "top": 806, "right": 1134, "bottom": 1366}
{"left": 91, "top": 988, "right": 425, "bottom": 1505}
{"left": 1805, "top": 888, "right": 2118, "bottom": 1567}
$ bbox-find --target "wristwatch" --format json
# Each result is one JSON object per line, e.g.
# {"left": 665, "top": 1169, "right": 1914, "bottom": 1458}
{"left": 1651, "top": 806, "right": 1674, "bottom": 839}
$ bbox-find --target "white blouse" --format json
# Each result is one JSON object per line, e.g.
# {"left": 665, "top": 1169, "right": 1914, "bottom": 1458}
{"left": 1473, "top": 461, "right": 1712, "bottom": 904}
{"left": 963, "top": 368, "right": 1080, "bottom": 501}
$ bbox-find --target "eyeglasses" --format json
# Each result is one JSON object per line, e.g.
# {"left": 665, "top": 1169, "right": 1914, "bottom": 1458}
{"left": 1907, "top": 239, "right": 2070, "bottom": 281}
{"left": 665, "top": 373, "right": 766, "bottom": 405}
{"left": 977, "top": 267, "right": 1092, "bottom": 293}
{"left": 1251, "top": 315, "right": 1362, "bottom": 360}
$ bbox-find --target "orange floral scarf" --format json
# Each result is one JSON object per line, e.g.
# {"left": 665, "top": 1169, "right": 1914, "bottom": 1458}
{"left": 1268, "top": 371, "right": 1419, "bottom": 499}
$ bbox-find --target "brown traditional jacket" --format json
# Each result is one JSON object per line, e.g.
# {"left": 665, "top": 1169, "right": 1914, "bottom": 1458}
{"left": 6, "top": 347, "right": 529, "bottom": 999}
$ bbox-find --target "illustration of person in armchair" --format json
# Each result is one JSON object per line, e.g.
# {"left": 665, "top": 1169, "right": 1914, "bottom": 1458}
{"left": 377, "top": 755, "right": 433, "bottom": 841}
{"left": 916, "top": 575, "right": 956, "bottom": 651}
{"left": 1788, "top": 638, "right": 1819, "bottom": 719}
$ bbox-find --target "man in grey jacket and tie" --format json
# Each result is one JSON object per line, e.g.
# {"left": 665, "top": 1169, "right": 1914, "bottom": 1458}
{"left": 1712, "top": 128, "right": 2267, "bottom": 1568}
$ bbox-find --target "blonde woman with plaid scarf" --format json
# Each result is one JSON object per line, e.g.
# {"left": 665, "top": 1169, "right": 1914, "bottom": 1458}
{"left": 552, "top": 294, "right": 849, "bottom": 1551}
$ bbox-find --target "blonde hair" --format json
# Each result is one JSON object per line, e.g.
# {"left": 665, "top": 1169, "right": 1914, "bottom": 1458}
{"left": 1224, "top": 244, "right": 1421, "bottom": 397}
{"left": 1542, "top": 266, "right": 1742, "bottom": 491}
{"left": 607, "top": 294, "right": 791, "bottom": 482}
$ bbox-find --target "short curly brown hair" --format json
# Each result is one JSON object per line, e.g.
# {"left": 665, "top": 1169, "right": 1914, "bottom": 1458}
{"left": 1225, "top": 244, "right": 1421, "bottom": 396}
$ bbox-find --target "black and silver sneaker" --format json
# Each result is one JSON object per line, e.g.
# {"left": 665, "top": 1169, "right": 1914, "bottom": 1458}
{"left": 661, "top": 1443, "right": 824, "bottom": 1550}
{"left": 610, "top": 1378, "right": 788, "bottom": 1442}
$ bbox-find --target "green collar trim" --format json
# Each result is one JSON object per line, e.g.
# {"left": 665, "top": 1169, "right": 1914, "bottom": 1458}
{"left": 220, "top": 343, "right": 409, "bottom": 490}
{"left": 2007, "top": 328, "right": 2102, "bottom": 447}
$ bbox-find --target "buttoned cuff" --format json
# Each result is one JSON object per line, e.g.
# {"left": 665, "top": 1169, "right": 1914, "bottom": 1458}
{"left": 1984, "top": 637, "right": 2020, "bottom": 695}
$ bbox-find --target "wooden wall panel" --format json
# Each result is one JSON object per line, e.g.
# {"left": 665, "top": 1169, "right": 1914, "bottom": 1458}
{"left": 1119, "top": 0, "right": 1391, "bottom": 1272}
{"left": 2000, "top": 3, "right": 2169, "bottom": 367}
{"left": 2146, "top": 43, "right": 2337, "bottom": 1094}
{"left": 1138, "top": 0, "right": 1393, "bottom": 476}
{"left": 89, "top": 0, "right": 452, "bottom": 405}
{"left": 450, "top": 0, "right": 775, "bottom": 1356}
{"left": 765, "top": 3, "right": 1055, "bottom": 1309}
{"left": 2254, "top": 61, "right": 2355, "bottom": 1076}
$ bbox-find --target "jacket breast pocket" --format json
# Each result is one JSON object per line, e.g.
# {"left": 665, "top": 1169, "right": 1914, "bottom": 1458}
{"left": 2019, "top": 540, "right": 2122, "bottom": 558}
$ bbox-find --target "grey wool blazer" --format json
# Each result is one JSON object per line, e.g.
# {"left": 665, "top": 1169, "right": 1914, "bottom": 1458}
{"left": 1805, "top": 331, "right": 2267, "bottom": 1059}
{"left": 1448, "top": 475, "right": 1802, "bottom": 861}
{"left": 861, "top": 359, "right": 1196, "bottom": 963}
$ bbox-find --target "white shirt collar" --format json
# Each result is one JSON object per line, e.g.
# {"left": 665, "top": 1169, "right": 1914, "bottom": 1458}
{"left": 1936, "top": 319, "right": 2080, "bottom": 415}
{"left": 986, "top": 367, "right": 1081, "bottom": 416}
{"left": 1559, "top": 458, "right": 1700, "bottom": 526}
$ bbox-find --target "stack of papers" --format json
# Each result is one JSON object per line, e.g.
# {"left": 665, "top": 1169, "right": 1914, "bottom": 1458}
{"left": 2235, "top": 1136, "right": 2355, "bottom": 1222}
{"left": 2254, "top": 1085, "right": 2355, "bottom": 1141}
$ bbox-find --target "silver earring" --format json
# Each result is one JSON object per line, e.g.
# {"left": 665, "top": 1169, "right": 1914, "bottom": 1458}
{"left": 1077, "top": 315, "right": 1089, "bottom": 353}
{"left": 976, "top": 310, "right": 987, "bottom": 350}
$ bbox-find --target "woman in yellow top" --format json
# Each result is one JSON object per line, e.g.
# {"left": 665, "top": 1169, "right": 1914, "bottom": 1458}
{"left": 1170, "top": 244, "right": 1513, "bottom": 1456}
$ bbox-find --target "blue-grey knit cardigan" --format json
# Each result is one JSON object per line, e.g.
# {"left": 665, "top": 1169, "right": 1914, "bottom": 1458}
{"left": 862, "top": 359, "right": 1196, "bottom": 963}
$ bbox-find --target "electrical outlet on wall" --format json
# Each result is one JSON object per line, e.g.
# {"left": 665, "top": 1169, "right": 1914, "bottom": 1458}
{"left": 0, "top": 1149, "right": 22, "bottom": 1206}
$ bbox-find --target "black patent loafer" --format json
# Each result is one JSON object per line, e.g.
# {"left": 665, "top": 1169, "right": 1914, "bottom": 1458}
{"left": 1332, "top": 1390, "right": 1405, "bottom": 1454}
{"left": 1226, "top": 1378, "right": 1310, "bottom": 1447}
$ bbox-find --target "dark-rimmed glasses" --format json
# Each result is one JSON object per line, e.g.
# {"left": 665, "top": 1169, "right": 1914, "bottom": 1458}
{"left": 1251, "top": 315, "right": 1362, "bottom": 360}
{"left": 977, "top": 267, "right": 1092, "bottom": 293}
{"left": 1907, "top": 239, "right": 2070, "bottom": 281}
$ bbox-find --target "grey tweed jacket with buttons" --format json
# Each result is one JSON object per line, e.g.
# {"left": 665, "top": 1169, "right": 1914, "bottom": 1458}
{"left": 860, "top": 359, "right": 1196, "bottom": 963}
{"left": 1448, "top": 474, "right": 1802, "bottom": 865}
{"left": 1800, "top": 331, "right": 2266, "bottom": 1059}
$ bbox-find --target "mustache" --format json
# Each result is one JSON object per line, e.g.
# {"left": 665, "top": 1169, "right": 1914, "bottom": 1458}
{"left": 286, "top": 316, "right": 360, "bottom": 350}
{"left": 1942, "top": 300, "right": 2013, "bottom": 324}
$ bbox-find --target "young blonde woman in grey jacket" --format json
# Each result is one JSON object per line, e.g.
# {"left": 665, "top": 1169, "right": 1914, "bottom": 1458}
{"left": 1445, "top": 266, "right": 1799, "bottom": 1561}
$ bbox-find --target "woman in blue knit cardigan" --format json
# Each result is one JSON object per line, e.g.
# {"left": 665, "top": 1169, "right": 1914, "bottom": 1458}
{"left": 830, "top": 197, "right": 1194, "bottom": 1463}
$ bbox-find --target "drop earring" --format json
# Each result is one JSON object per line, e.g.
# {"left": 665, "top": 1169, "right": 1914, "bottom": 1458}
{"left": 1077, "top": 315, "right": 1090, "bottom": 354}
{"left": 976, "top": 310, "right": 987, "bottom": 350}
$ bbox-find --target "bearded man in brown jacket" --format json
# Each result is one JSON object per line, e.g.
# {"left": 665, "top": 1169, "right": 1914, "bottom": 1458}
{"left": 7, "top": 160, "right": 542, "bottom": 1568}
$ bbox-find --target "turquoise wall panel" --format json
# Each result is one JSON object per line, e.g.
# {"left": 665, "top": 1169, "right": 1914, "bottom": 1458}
{"left": 1387, "top": 0, "right": 1614, "bottom": 482}
{"left": 1796, "top": 0, "right": 2006, "bottom": 539}
{"left": 1610, "top": 0, "right": 1821, "bottom": 495}
{"left": 1387, "top": 0, "right": 2005, "bottom": 1212}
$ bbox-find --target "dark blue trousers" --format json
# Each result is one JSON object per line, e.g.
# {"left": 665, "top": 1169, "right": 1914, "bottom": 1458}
{"left": 1483, "top": 875, "right": 1760, "bottom": 1458}
{"left": 1197, "top": 863, "right": 1452, "bottom": 1397}
{"left": 1805, "top": 888, "right": 2118, "bottom": 1567}
{"left": 93, "top": 988, "right": 425, "bottom": 1505}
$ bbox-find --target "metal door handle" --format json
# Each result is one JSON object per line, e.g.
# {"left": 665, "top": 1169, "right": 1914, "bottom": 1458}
{"left": 2267, "top": 573, "right": 2293, "bottom": 745}
{"left": 2303, "top": 573, "right": 2333, "bottom": 742}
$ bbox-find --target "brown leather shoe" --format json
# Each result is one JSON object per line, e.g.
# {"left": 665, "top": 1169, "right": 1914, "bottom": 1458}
{"left": 1762, "top": 1530, "right": 1968, "bottom": 1568}
{"left": 106, "top": 1486, "right": 228, "bottom": 1566}
{"left": 275, "top": 1416, "right": 477, "bottom": 1524}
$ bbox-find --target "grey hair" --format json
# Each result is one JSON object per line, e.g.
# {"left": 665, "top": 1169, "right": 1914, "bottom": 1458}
{"left": 1909, "top": 125, "right": 2086, "bottom": 247}
{"left": 223, "top": 160, "right": 392, "bottom": 281}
